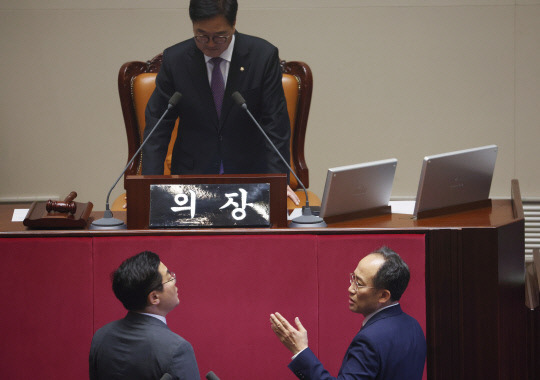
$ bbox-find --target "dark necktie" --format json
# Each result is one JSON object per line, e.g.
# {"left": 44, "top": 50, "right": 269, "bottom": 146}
{"left": 210, "top": 57, "right": 225, "bottom": 174}
{"left": 210, "top": 57, "right": 225, "bottom": 118}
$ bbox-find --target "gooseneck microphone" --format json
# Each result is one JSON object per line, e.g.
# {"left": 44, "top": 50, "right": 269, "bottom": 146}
{"left": 206, "top": 371, "right": 220, "bottom": 380}
{"left": 90, "top": 92, "right": 182, "bottom": 230}
{"left": 232, "top": 91, "right": 326, "bottom": 228}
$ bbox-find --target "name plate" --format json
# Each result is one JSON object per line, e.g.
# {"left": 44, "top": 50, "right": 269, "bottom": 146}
{"left": 149, "top": 183, "right": 270, "bottom": 228}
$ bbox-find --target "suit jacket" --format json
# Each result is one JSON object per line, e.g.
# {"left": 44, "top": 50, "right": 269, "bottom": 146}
{"left": 142, "top": 32, "right": 290, "bottom": 176}
{"left": 288, "top": 305, "right": 426, "bottom": 380}
{"left": 89, "top": 312, "right": 200, "bottom": 380}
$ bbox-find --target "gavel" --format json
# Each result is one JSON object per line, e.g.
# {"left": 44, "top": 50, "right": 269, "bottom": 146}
{"left": 46, "top": 191, "right": 78, "bottom": 214}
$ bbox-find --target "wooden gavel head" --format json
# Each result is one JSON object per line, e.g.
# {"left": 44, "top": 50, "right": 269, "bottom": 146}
{"left": 46, "top": 200, "right": 77, "bottom": 214}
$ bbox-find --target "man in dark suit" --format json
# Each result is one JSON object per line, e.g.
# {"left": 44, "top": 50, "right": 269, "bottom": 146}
{"left": 270, "top": 246, "right": 426, "bottom": 380}
{"left": 142, "top": 0, "right": 300, "bottom": 204}
{"left": 89, "top": 251, "right": 200, "bottom": 380}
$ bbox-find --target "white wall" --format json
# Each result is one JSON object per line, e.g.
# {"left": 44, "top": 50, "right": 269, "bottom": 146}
{"left": 1, "top": 0, "right": 539, "bottom": 207}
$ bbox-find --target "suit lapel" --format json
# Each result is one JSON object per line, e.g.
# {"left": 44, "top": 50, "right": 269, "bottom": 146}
{"left": 186, "top": 44, "right": 220, "bottom": 129}
{"left": 220, "top": 32, "right": 250, "bottom": 130}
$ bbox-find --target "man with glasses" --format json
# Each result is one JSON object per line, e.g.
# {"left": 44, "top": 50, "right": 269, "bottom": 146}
{"left": 142, "top": 0, "right": 300, "bottom": 205}
{"left": 89, "top": 251, "right": 200, "bottom": 379}
{"left": 270, "top": 246, "right": 426, "bottom": 380}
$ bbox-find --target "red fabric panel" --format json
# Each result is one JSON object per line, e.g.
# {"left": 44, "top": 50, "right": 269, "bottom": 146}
{"left": 0, "top": 237, "right": 93, "bottom": 380}
{"left": 0, "top": 234, "right": 427, "bottom": 379}
{"left": 317, "top": 234, "right": 427, "bottom": 379}
{"left": 93, "top": 235, "right": 318, "bottom": 380}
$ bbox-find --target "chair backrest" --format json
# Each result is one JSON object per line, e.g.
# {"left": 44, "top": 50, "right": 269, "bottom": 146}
{"left": 118, "top": 54, "right": 313, "bottom": 190}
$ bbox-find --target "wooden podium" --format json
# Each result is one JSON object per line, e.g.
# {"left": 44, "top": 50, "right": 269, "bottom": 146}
{"left": 124, "top": 174, "right": 288, "bottom": 229}
{"left": 0, "top": 180, "right": 529, "bottom": 380}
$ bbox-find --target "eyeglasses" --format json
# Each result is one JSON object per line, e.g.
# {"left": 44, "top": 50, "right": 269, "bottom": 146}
{"left": 149, "top": 272, "right": 176, "bottom": 293}
{"left": 349, "top": 273, "right": 376, "bottom": 291}
{"left": 194, "top": 34, "right": 232, "bottom": 44}
{"left": 162, "top": 272, "right": 176, "bottom": 286}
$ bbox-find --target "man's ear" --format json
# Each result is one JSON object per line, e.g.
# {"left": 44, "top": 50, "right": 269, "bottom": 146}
{"left": 147, "top": 290, "right": 160, "bottom": 306}
{"left": 379, "top": 289, "right": 392, "bottom": 304}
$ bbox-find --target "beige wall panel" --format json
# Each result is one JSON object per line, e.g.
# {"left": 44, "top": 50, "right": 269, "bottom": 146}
{"left": 240, "top": 6, "right": 515, "bottom": 198}
{"left": 518, "top": 0, "right": 540, "bottom": 4}
{"left": 0, "top": 1, "right": 518, "bottom": 10}
{"left": 0, "top": 9, "right": 193, "bottom": 203}
{"left": 515, "top": 4, "right": 540, "bottom": 199}
{"left": 0, "top": 3, "right": 535, "bottom": 207}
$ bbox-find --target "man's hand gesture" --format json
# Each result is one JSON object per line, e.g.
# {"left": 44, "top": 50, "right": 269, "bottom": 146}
{"left": 270, "top": 312, "right": 308, "bottom": 355}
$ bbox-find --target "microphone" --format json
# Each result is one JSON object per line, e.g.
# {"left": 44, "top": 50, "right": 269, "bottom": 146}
{"left": 232, "top": 91, "right": 326, "bottom": 228}
{"left": 90, "top": 92, "right": 182, "bottom": 230}
{"left": 160, "top": 374, "right": 173, "bottom": 380}
{"left": 206, "top": 371, "right": 220, "bottom": 380}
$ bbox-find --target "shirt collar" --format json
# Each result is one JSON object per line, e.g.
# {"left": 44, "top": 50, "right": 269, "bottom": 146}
{"left": 204, "top": 34, "right": 235, "bottom": 64}
{"left": 139, "top": 312, "right": 167, "bottom": 325}
{"left": 362, "top": 302, "right": 399, "bottom": 327}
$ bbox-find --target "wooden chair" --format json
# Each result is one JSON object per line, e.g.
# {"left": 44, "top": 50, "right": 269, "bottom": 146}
{"left": 112, "top": 53, "right": 319, "bottom": 210}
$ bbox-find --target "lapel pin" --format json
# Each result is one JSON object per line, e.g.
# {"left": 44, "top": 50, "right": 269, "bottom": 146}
{"left": 240, "top": 67, "right": 245, "bottom": 72}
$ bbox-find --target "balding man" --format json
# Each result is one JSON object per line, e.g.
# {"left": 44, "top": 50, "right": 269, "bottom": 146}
{"left": 270, "top": 246, "right": 426, "bottom": 380}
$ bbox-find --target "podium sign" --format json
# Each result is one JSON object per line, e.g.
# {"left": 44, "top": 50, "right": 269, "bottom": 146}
{"left": 149, "top": 183, "right": 270, "bottom": 227}
{"left": 125, "top": 174, "right": 288, "bottom": 229}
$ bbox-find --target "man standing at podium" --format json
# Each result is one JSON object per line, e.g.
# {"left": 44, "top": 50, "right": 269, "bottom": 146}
{"left": 270, "top": 246, "right": 426, "bottom": 380}
{"left": 89, "top": 251, "right": 200, "bottom": 379}
{"left": 142, "top": 0, "right": 300, "bottom": 204}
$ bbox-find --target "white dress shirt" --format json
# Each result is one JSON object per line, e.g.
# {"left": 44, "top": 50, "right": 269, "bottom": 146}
{"left": 204, "top": 34, "right": 236, "bottom": 87}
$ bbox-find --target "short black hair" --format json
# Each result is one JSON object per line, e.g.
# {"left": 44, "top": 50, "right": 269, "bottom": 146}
{"left": 189, "top": 0, "right": 238, "bottom": 26}
{"left": 371, "top": 246, "right": 410, "bottom": 301}
{"left": 112, "top": 251, "right": 163, "bottom": 311}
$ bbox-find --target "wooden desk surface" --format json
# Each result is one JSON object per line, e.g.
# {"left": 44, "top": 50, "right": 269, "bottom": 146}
{"left": 0, "top": 199, "right": 518, "bottom": 237}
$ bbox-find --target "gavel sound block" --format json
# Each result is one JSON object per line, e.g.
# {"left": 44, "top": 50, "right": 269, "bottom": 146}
{"left": 23, "top": 191, "right": 94, "bottom": 229}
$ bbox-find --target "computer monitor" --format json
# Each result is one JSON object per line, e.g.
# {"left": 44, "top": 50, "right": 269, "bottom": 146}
{"left": 413, "top": 145, "right": 498, "bottom": 218}
{"left": 319, "top": 158, "right": 398, "bottom": 218}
